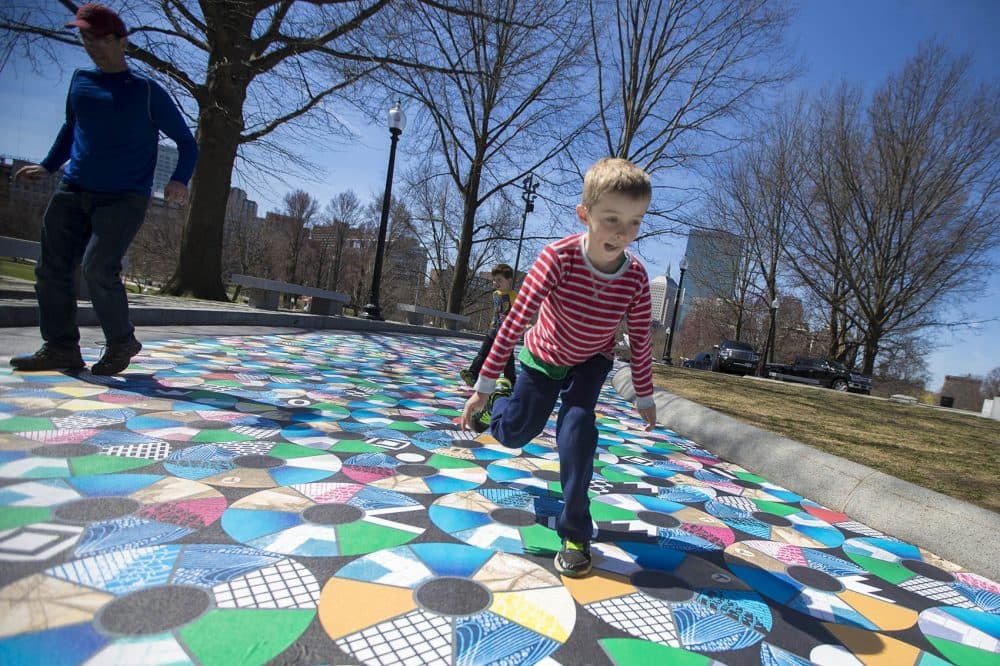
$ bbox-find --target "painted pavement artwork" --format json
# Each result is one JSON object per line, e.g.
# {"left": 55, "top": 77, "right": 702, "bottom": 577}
{"left": 0, "top": 332, "right": 997, "bottom": 666}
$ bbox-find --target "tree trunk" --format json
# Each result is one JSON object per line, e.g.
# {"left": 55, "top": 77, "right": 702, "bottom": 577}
{"left": 161, "top": 4, "right": 251, "bottom": 301}
{"left": 162, "top": 112, "right": 241, "bottom": 300}
{"left": 448, "top": 163, "right": 483, "bottom": 314}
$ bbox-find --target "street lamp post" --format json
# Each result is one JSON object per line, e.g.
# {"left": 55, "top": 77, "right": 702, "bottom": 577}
{"left": 757, "top": 296, "right": 780, "bottom": 376}
{"left": 662, "top": 257, "right": 688, "bottom": 364}
{"left": 512, "top": 173, "right": 539, "bottom": 289}
{"left": 363, "top": 101, "right": 406, "bottom": 321}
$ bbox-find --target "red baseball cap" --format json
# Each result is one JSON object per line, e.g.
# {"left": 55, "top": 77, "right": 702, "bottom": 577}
{"left": 66, "top": 3, "right": 127, "bottom": 38}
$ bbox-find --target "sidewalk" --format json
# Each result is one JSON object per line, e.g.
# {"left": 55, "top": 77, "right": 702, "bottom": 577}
{"left": 0, "top": 285, "right": 998, "bottom": 665}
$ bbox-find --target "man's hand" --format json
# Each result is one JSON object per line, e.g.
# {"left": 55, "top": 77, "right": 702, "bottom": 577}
{"left": 14, "top": 164, "right": 49, "bottom": 182}
{"left": 461, "top": 392, "right": 489, "bottom": 431}
{"left": 637, "top": 405, "right": 657, "bottom": 431}
{"left": 164, "top": 180, "right": 188, "bottom": 206}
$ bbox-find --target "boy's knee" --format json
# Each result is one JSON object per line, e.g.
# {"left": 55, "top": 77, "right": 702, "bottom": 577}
{"left": 491, "top": 428, "right": 531, "bottom": 450}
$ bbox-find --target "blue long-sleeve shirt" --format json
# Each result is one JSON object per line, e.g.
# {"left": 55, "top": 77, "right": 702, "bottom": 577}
{"left": 41, "top": 68, "right": 197, "bottom": 197}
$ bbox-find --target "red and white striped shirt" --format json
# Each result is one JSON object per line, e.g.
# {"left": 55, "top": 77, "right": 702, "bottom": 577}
{"left": 476, "top": 233, "right": 655, "bottom": 406}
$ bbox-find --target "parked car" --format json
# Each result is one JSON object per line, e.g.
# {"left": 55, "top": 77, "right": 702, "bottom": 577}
{"left": 766, "top": 356, "right": 872, "bottom": 394}
{"left": 683, "top": 351, "right": 714, "bottom": 370}
{"left": 712, "top": 340, "right": 761, "bottom": 375}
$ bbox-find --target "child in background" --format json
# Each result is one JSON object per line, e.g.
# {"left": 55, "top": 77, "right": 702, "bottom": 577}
{"left": 461, "top": 157, "right": 657, "bottom": 577}
{"left": 460, "top": 263, "right": 518, "bottom": 387}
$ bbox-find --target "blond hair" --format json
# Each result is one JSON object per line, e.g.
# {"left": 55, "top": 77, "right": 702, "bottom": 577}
{"left": 582, "top": 157, "right": 651, "bottom": 208}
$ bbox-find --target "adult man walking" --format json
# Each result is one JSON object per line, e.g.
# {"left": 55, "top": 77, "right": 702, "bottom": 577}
{"left": 10, "top": 3, "right": 197, "bottom": 375}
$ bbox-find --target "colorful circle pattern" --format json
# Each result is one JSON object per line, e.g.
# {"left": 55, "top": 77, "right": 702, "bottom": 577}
{"left": 319, "top": 542, "right": 575, "bottom": 665}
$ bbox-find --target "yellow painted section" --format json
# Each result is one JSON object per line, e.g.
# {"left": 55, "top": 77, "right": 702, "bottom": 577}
{"left": 824, "top": 623, "right": 922, "bottom": 665}
{"left": 561, "top": 570, "right": 635, "bottom": 605}
{"left": 839, "top": 590, "right": 918, "bottom": 631}
{"left": 318, "top": 578, "right": 415, "bottom": 640}
{"left": 490, "top": 588, "right": 574, "bottom": 643}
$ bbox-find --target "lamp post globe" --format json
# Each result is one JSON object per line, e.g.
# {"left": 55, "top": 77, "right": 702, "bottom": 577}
{"left": 512, "top": 173, "right": 539, "bottom": 289}
{"left": 363, "top": 101, "right": 406, "bottom": 321}
{"left": 662, "top": 256, "right": 688, "bottom": 365}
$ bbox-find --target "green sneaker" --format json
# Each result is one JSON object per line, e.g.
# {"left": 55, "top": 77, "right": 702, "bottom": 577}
{"left": 474, "top": 378, "right": 513, "bottom": 433}
{"left": 460, "top": 369, "right": 476, "bottom": 386}
{"left": 555, "top": 540, "right": 592, "bottom": 577}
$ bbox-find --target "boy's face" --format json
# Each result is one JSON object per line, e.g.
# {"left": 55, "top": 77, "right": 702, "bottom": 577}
{"left": 576, "top": 191, "right": 649, "bottom": 272}
{"left": 492, "top": 274, "right": 512, "bottom": 290}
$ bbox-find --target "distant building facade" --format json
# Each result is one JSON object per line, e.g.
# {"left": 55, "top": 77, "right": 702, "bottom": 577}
{"left": 940, "top": 375, "right": 983, "bottom": 411}
{"left": 683, "top": 229, "right": 742, "bottom": 302}
{"left": 649, "top": 269, "right": 679, "bottom": 329}
{"left": 151, "top": 143, "right": 179, "bottom": 197}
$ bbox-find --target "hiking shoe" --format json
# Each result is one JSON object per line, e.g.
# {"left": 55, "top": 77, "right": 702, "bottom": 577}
{"left": 473, "top": 378, "right": 513, "bottom": 433}
{"left": 555, "top": 540, "right": 592, "bottom": 577}
{"left": 460, "top": 369, "right": 476, "bottom": 386}
{"left": 91, "top": 338, "right": 142, "bottom": 376}
{"left": 10, "top": 344, "right": 85, "bottom": 372}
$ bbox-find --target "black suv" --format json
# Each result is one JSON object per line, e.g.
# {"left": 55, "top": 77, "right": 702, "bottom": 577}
{"left": 712, "top": 340, "right": 761, "bottom": 375}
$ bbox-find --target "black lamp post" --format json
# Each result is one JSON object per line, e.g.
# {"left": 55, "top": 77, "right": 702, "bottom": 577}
{"left": 662, "top": 256, "right": 687, "bottom": 364}
{"left": 512, "top": 173, "right": 539, "bottom": 288}
{"left": 757, "top": 296, "right": 779, "bottom": 376}
{"left": 363, "top": 100, "right": 406, "bottom": 321}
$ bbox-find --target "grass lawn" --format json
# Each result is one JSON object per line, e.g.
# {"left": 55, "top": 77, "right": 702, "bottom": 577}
{"left": 651, "top": 365, "right": 1000, "bottom": 513}
{"left": 1, "top": 259, "right": 144, "bottom": 293}
{"left": 0, "top": 258, "right": 36, "bottom": 281}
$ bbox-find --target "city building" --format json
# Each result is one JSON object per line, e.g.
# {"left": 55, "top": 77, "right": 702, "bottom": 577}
{"left": 649, "top": 267, "right": 679, "bottom": 329}
{"left": 151, "top": 143, "right": 179, "bottom": 197}
{"left": 679, "top": 228, "right": 743, "bottom": 325}
{"left": 683, "top": 229, "right": 742, "bottom": 302}
{"left": 939, "top": 375, "right": 983, "bottom": 412}
{"left": 0, "top": 156, "right": 63, "bottom": 239}
{"left": 226, "top": 187, "right": 258, "bottom": 223}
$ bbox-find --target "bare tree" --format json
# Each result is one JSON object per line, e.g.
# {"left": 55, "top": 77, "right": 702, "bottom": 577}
{"left": 707, "top": 101, "right": 806, "bottom": 359}
{"left": 376, "top": 0, "right": 590, "bottom": 314}
{"left": 792, "top": 44, "right": 1000, "bottom": 374}
{"left": 584, "top": 0, "right": 795, "bottom": 231}
{"left": 316, "top": 190, "right": 365, "bottom": 292}
{"left": 1, "top": 1, "right": 488, "bottom": 300}
{"left": 280, "top": 189, "right": 319, "bottom": 288}
{"left": 981, "top": 367, "right": 1000, "bottom": 398}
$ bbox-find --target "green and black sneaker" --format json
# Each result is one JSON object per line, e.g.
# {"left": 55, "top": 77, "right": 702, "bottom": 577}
{"left": 554, "top": 540, "right": 592, "bottom": 577}
{"left": 474, "top": 378, "right": 513, "bottom": 433}
{"left": 459, "top": 369, "right": 476, "bottom": 387}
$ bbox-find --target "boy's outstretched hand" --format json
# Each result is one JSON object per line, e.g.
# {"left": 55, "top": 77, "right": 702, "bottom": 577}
{"left": 638, "top": 405, "right": 657, "bottom": 431}
{"left": 461, "top": 392, "right": 489, "bottom": 431}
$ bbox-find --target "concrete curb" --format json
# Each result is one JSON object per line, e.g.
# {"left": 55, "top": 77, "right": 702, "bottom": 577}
{"left": 0, "top": 302, "right": 484, "bottom": 340}
{"left": 613, "top": 367, "right": 1000, "bottom": 580}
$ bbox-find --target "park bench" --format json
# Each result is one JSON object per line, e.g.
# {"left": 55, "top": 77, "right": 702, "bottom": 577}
{"left": 396, "top": 303, "right": 470, "bottom": 331}
{"left": 230, "top": 273, "right": 350, "bottom": 316}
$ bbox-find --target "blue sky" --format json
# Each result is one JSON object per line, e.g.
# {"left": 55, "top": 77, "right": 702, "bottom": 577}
{"left": 1, "top": 0, "right": 997, "bottom": 391}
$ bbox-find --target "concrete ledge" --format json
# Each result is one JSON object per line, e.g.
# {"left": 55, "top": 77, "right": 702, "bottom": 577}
{"left": 0, "top": 302, "right": 485, "bottom": 340}
{"left": 613, "top": 367, "right": 1000, "bottom": 580}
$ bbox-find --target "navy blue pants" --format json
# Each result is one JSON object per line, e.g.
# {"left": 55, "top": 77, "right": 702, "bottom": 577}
{"left": 468, "top": 332, "right": 517, "bottom": 384}
{"left": 35, "top": 184, "right": 149, "bottom": 348}
{"left": 490, "top": 353, "right": 613, "bottom": 543}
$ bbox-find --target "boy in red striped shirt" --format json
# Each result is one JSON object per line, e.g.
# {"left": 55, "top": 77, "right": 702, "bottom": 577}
{"left": 461, "top": 157, "right": 657, "bottom": 577}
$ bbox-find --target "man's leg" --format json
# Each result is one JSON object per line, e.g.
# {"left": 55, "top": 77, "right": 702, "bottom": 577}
{"left": 467, "top": 333, "right": 496, "bottom": 377}
{"left": 35, "top": 186, "right": 90, "bottom": 349}
{"left": 489, "top": 364, "right": 560, "bottom": 449}
{"left": 81, "top": 192, "right": 148, "bottom": 346}
{"left": 554, "top": 354, "right": 613, "bottom": 543}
